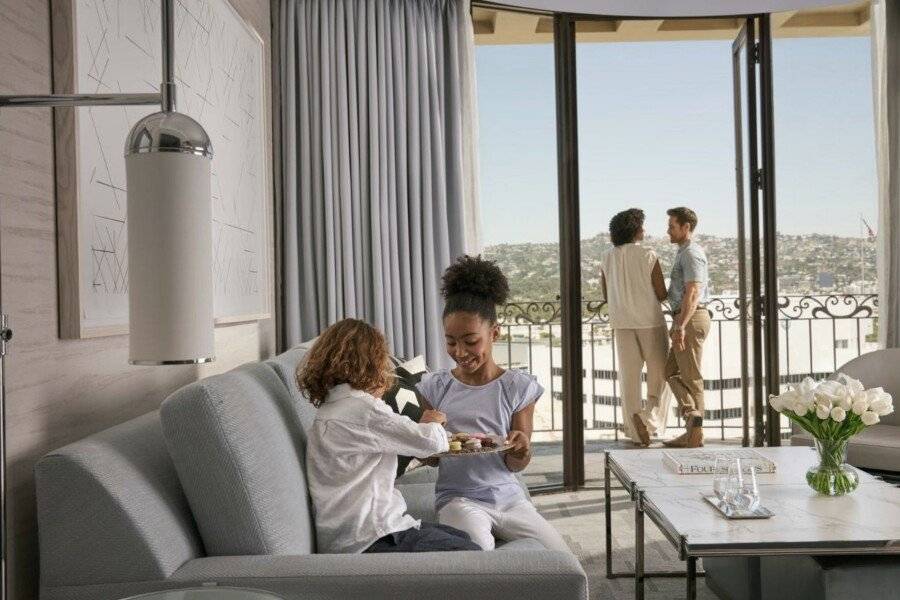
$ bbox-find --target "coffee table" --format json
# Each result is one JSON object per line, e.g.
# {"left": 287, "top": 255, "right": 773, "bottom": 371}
{"left": 604, "top": 446, "right": 900, "bottom": 600}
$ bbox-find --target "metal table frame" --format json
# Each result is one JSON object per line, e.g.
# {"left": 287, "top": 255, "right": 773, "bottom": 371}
{"left": 604, "top": 452, "right": 705, "bottom": 600}
{"left": 604, "top": 451, "right": 900, "bottom": 600}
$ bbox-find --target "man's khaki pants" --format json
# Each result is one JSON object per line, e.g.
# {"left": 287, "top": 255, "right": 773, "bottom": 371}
{"left": 665, "top": 309, "right": 711, "bottom": 419}
{"left": 614, "top": 325, "right": 672, "bottom": 442}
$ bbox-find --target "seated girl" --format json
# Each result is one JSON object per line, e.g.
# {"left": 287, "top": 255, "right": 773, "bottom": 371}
{"left": 298, "top": 318, "right": 480, "bottom": 554}
{"left": 416, "top": 256, "right": 570, "bottom": 552}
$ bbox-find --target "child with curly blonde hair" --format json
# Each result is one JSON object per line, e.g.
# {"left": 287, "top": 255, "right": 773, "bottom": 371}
{"left": 298, "top": 318, "right": 480, "bottom": 554}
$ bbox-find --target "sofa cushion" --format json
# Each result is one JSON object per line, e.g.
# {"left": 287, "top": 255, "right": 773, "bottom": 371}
{"left": 264, "top": 343, "right": 318, "bottom": 433}
{"left": 35, "top": 412, "right": 203, "bottom": 587}
{"left": 832, "top": 348, "right": 900, "bottom": 427}
{"left": 397, "top": 482, "right": 438, "bottom": 522}
{"left": 160, "top": 362, "right": 315, "bottom": 556}
{"left": 383, "top": 355, "right": 429, "bottom": 421}
{"left": 792, "top": 424, "right": 900, "bottom": 472}
{"left": 383, "top": 356, "right": 430, "bottom": 477}
{"left": 396, "top": 465, "right": 441, "bottom": 485}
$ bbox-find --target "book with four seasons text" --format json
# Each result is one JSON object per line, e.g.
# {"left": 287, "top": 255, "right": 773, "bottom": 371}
{"left": 663, "top": 448, "right": 777, "bottom": 474}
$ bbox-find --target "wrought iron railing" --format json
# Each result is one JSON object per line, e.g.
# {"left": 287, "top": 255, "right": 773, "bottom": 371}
{"left": 495, "top": 294, "right": 879, "bottom": 441}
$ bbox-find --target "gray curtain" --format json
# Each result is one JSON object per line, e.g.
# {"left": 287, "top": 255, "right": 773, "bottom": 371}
{"left": 872, "top": 0, "right": 900, "bottom": 348}
{"left": 279, "top": 0, "right": 479, "bottom": 366}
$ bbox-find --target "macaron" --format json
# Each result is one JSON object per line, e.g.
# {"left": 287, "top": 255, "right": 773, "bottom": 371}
{"left": 463, "top": 438, "right": 482, "bottom": 451}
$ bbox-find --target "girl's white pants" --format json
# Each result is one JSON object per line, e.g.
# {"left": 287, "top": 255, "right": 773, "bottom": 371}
{"left": 438, "top": 496, "right": 570, "bottom": 552}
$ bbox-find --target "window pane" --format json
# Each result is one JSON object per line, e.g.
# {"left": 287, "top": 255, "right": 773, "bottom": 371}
{"left": 476, "top": 7, "right": 563, "bottom": 487}
{"left": 771, "top": 9, "right": 879, "bottom": 442}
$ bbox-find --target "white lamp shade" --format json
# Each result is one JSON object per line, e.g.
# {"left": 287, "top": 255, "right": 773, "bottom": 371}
{"left": 126, "top": 151, "right": 214, "bottom": 364}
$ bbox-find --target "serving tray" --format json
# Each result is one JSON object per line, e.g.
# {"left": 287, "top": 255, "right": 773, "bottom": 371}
{"left": 702, "top": 494, "right": 774, "bottom": 519}
{"left": 429, "top": 435, "right": 514, "bottom": 459}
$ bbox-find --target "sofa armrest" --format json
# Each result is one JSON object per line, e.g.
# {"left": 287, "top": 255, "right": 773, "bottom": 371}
{"left": 171, "top": 551, "right": 587, "bottom": 600}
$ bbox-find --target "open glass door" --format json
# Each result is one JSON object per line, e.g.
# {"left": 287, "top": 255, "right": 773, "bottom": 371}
{"left": 473, "top": 4, "right": 568, "bottom": 490}
{"left": 732, "top": 20, "right": 762, "bottom": 447}
{"left": 732, "top": 16, "right": 779, "bottom": 447}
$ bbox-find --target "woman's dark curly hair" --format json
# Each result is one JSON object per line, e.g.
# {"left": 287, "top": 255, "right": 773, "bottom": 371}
{"left": 609, "top": 208, "right": 645, "bottom": 246}
{"left": 441, "top": 255, "right": 510, "bottom": 323}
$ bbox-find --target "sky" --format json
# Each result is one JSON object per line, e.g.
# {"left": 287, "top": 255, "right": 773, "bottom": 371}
{"left": 476, "top": 35, "right": 877, "bottom": 245}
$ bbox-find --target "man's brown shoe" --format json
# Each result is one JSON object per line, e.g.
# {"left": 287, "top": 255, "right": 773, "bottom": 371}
{"left": 632, "top": 414, "right": 650, "bottom": 447}
{"left": 662, "top": 432, "right": 688, "bottom": 448}
{"left": 684, "top": 426, "right": 704, "bottom": 448}
{"left": 684, "top": 413, "right": 704, "bottom": 448}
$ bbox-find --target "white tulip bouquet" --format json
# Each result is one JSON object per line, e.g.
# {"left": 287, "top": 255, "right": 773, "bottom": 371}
{"left": 769, "top": 374, "right": 894, "bottom": 495}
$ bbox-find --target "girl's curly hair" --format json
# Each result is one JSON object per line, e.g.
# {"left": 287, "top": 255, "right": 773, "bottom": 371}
{"left": 441, "top": 254, "right": 510, "bottom": 323}
{"left": 296, "top": 319, "right": 394, "bottom": 407}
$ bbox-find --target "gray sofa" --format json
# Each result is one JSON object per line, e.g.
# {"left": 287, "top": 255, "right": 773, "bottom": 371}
{"left": 790, "top": 348, "right": 900, "bottom": 473}
{"left": 35, "top": 347, "right": 587, "bottom": 600}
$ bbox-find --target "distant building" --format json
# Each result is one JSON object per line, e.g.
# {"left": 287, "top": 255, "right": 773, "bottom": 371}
{"left": 817, "top": 272, "right": 835, "bottom": 289}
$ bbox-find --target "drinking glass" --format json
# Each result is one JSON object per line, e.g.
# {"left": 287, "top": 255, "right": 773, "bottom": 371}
{"left": 712, "top": 454, "right": 731, "bottom": 501}
{"left": 741, "top": 465, "right": 760, "bottom": 511}
{"left": 723, "top": 458, "right": 746, "bottom": 511}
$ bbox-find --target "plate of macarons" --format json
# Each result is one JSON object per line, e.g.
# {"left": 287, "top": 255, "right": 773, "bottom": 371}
{"left": 430, "top": 432, "right": 515, "bottom": 458}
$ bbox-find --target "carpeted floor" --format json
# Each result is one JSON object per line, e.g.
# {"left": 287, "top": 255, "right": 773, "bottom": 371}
{"left": 532, "top": 487, "right": 719, "bottom": 600}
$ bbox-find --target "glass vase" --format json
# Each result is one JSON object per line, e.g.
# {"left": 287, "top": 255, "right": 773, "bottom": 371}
{"left": 806, "top": 439, "right": 859, "bottom": 496}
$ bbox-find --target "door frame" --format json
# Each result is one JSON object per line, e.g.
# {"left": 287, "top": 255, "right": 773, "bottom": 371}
{"left": 493, "top": 7, "right": 785, "bottom": 489}
{"left": 554, "top": 14, "right": 585, "bottom": 490}
{"left": 731, "top": 15, "right": 781, "bottom": 447}
{"left": 758, "top": 15, "right": 782, "bottom": 446}
{"left": 732, "top": 21, "right": 756, "bottom": 448}
{"left": 733, "top": 19, "right": 766, "bottom": 447}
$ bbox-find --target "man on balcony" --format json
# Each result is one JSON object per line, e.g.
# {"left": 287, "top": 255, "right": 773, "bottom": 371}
{"left": 663, "top": 207, "right": 710, "bottom": 449}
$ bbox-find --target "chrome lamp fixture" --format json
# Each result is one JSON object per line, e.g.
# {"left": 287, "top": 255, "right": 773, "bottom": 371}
{"left": 124, "top": 0, "right": 214, "bottom": 365}
{"left": 0, "top": 0, "right": 214, "bottom": 594}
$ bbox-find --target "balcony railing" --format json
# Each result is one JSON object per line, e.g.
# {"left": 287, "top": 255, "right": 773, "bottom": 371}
{"left": 494, "top": 294, "right": 879, "bottom": 441}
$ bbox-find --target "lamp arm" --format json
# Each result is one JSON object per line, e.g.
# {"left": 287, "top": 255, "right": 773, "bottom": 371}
{"left": 0, "top": 0, "right": 174, "bottom": 111}
{"left": 0, "top": 94, "right": 161, "bottom": 108}
{"left": 161, "top": 0, "right": 176, "bottom": 112}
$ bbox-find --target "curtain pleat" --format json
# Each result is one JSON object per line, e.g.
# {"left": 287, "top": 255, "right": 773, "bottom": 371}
{"left": 872, "top": 0, "right": 900, "bottom": 348}
{"left": 280, "top": 0, "right": 476, "bottom": 366}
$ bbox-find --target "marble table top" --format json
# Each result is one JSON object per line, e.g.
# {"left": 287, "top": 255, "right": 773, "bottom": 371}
{"left": 606, "top": 446, "right": 881, "bottom": 492}
{"left": 607, "top": 446, "right": 900, "bottom": 556}
{"left": 641, "top": 481, "right": 900, "bottom": 556}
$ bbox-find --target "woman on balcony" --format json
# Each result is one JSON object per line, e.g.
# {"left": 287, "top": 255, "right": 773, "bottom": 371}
{"left": 600, "top": 208, "right": 671, "bottom": 446}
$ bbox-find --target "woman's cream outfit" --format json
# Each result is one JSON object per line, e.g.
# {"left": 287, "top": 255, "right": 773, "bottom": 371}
{"left": 600, "top": 243, "right": 672, "bottom": 441}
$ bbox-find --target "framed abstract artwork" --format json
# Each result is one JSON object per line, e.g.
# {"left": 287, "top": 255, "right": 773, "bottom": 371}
{"left": 52, "top": 0, "right": 270, "bottom": 338}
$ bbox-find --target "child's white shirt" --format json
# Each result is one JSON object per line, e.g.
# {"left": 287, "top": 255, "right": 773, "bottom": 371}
{"left": 306, "top": 383, "right": 449, "bottom": 553}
